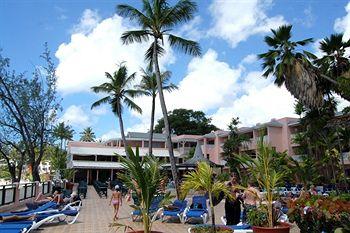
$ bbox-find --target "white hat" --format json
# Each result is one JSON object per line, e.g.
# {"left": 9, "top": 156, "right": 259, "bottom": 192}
{"left": 115, "top": 185, "right": 120, "bottom": 189}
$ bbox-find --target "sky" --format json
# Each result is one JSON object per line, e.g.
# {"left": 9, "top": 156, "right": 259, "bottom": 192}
{"left": 0, "top": 0, "right": 349, "bottom": 141}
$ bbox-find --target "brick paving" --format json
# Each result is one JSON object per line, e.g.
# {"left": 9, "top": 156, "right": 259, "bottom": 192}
{"left": 38, "top": 186, "right": 300, "bottom": 233}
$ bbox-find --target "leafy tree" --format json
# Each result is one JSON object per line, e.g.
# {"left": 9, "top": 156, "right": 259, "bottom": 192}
{"left": 0, "top": 45, "right": 60, "bottom": 182}
{"left": 91, "top": 64, "right": 143, "bottom": 157}
{"left": 181, "top": 162, "right": 231, "bottom": 232}
{"left": 117, "top": 0, "right": 201, "bottom": 198}
{"left": 53, "top": 122, "right": 74, "bottom": 150}
{"left": 79, "top": 127, "right": 96, "bottom": 142}
{"left": 222, "top": 117, "right": 248, "bottom": 177}
{"left": 154, "top": 109, "right": 218, "bottom": 135}
{"left": 136, "top": 69, "right": 178, "bottom": 155}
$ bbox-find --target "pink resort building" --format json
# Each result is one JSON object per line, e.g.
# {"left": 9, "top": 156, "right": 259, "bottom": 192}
{"left": 67, "top": 116, "right": 350, "bottom": 183}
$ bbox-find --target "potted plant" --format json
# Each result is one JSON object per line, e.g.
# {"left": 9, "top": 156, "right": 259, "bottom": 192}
{"left": 63, "top": 168, "right": 76, "bottom": 190}
{"left": 236, "top": 137, "right": 290, "bottom": 233}
{"left": 181, "top": 161, "right": 233, "bottom": 233}
{"left": 113, "top": 147, "right": 170, "bottom": 233}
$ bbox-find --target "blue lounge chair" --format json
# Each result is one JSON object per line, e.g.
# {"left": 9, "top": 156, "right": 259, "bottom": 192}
{"left": 183, "top": 196, "right": 208, "bottom": 223}
{"left": 0, "top": 209, "right": 80, "bottom": 233}
{"left": 0, "top": 201, "right": 58, "bottom": 218}
{"left": 161, "top": 199, "right": 188, "bottom": 222}
{"left": 131, "top": 195, "right": 163, "bottom": 221}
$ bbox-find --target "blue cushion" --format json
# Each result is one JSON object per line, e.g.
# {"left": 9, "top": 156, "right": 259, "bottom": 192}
{"left": 186, "top": 209, "right": 206, "bottom": 218}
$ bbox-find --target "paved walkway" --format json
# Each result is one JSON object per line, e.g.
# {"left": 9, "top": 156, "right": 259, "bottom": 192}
{"left": 39, "top": 186, "right": 300, "bottom": 233}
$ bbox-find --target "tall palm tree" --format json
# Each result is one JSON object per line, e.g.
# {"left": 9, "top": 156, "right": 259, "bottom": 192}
{"left": 316, "top": 33, "right": 350, "bottom": 101}
{"left": 79, "top": 127, "right": 96, "bottom": 142}
{"left": 117, "top": 0, "right": 201, "bottom": 197}
{"left": 91, "top": 64, "right": 143, "bottom": 157}
{"left": 136, "top": 69, "right": 178, "bottom": 156}
{"left": 259, "top": 24, "right": 324, "bottom": 109}
{"left": 53, "top": 122, "right": 74, "bottom": 150}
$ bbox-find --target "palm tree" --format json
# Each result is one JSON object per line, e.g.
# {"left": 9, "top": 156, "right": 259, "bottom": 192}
{"left": 79, "top": 127, "right": 96, "bottom": 142}
{"left": 136, "top": 69, "right": 178, "bottom": 156}
{"left": 181, "top": 162, "right": 231, "bottom": 233}
{"left": 316, "top": 33, "right": 350, "bottom": 101}
{"left": 91, "top": 64, "right": 143, "bottom": 157}
{"left": 259, "top": 25, "right": 324, "bottom": 109}
{"left": 53, "top": 122, "right": 74, "bottom": 150}
{"left": 117, "top": 0, "right": 201, "bottom": 198}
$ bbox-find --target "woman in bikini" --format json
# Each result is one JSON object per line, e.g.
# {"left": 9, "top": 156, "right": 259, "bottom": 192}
{"left": 110, "top": 185, "right": 122, "bottom": 221}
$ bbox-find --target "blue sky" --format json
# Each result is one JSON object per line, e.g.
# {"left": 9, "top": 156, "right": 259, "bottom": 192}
{"left": 1, "top": 0, "right": 349, "bottom": 140}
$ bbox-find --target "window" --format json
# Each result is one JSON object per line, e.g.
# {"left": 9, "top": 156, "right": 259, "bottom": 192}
{"left": 207, "top": 140, "right": 215, "bottom": 145}
{"left": 206, "top": 154, "right": 210, "bottom": 159}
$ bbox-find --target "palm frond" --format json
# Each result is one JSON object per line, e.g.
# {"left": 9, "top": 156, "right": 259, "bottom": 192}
{"left": 116, "top": 4, "right": 151, "bottom": 28}
{"left": 121, "top": 30, "right": 151, "bottom": 45}
{"left": 123, "top": 96, "right": 142, "bottom": 114}
{"left": 91, "top": 96, "right": 110, "bottom": 109}
{"left": 167, "top": 34, "right": 201, "bottom": 56}
{"left": 160, "top": 0, "right": 197, "bottom": 28}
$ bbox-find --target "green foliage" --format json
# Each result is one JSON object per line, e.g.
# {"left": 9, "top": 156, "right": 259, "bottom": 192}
{"left": 0, "top": 165, "right": 11, "bottom": 180}
{"left": 63, "top": 168, "right": 76, "bottom": 181}
{"left": 49, "top": 147, "right": 67, "bottom": 172}
{"left": 235, "top": 138, "right": 287, "bottom": 227}
{"left": 288, "top": 195, "right": 350, "bottom": 233}
{"left": 154, "top": 108, "right": 218, "bottom": 135}
{"left": 118, "top": 147, "right": 168, "bottom": 233}
{"left": 181, "top": 162, "right": 232, "bottom": 230}
{"left": 216, "top": 172, "right": 230, "bottom": 182}
{"left": 190, "top": 225, "right": 233, "bottom": 233}
{"left": 79, "top": 127, "right": 96, "bottom": 142}
{"left": 53, "top": 122, "right": 74, "bottom": 149}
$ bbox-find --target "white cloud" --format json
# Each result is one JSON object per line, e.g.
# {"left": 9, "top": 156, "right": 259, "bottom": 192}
{"left": 71, "top": 9, "right": 101, "bottom": 34}
{"left": 99, "top": 130, "right": 120, "bottom": 141}
{"left": 177, "top": 16, "right": 203, "bottom": 41}
{"left": 334, "top": 2, "right": 350, "bottom": 40}
{"left": 91, "top": 105, "right": 108, "bottom": 116}
{"left": 55, "top": 10, "right": 175, "bottom": 95}
{"left": 241, "top": 54, "right": 258, "bottom": 65}
{"left": 211, "top": 72, "right": 297, "bottom": 129}
{"left": 59, "top": 105, "right": 91, "bottom": 128}
{"left": 208, "top": 0, "right": 286, "bottom": 48}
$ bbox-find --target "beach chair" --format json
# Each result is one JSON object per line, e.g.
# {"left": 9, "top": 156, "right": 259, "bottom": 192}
{"left": 131, "top": 195, "right": 164, "bottom": 222}
{"left": 0, "top": 201, "right": 58, "bottom": 218}
{"left": 160, "top": 199, "right": 188, "bottom": 223}
{"left": 183, "top": 196, "right": 208, "bottom": 223}
{"left": 0, "top": 208, "right": 80, "bottom": 233}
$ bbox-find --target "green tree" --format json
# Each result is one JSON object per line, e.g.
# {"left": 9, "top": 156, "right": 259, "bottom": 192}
{"left": 316, "top": 33, "right": 350, "bottom": 101}
{"left": 79, "top": 127, "right": 96, "bottom": 142}
{"left": 117, "top": 0, "right": 201, "bottom": 198}
{"left": 0, "top": 45, "right": 60, "bottom": 181}
{"left": 53, "top": 122, "right": 74, "bottom": 150}
{"left": 259, "top": 25, "right": 324, "bottom": 109}
{"left": 181, "top": 162, "right": 231, "bottom": 232}
{"left": 154, "top": 108, "right": 218, "bottom": 135}
{"left": 136, "top": 69, "right": 178, "bottom": 155}
{"left": 91, "top": 64, "right": 143, "bottom": 157}
{"left": 222, "top": 117, "right": 248, "bottom": 178}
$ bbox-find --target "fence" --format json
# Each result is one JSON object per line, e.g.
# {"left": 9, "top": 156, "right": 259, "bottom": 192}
{"left": 0, "top": 181, "right": 52, "bottom": 207}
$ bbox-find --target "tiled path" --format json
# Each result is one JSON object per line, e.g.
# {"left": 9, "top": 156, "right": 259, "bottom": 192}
{"left": 39, "top": 186, "right": 300, "bottom": 233}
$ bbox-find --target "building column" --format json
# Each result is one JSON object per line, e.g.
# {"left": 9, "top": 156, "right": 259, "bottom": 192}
{"left": 96, "top": 170, "right": 99, "bottom": 181}
{"left": 203, "top": 138, "right": 207, "bottom": 156}
{"left": 86, "top": 170, "right": 90, "bottom": 183}
{"left": 142, "top": 140, "right": 145, "bottom": 148}
{"left": 95, "top": 155, "right": 97, "bottom": 161}
{"left": 111, "top": 169, "right": 114, "bottom": 181}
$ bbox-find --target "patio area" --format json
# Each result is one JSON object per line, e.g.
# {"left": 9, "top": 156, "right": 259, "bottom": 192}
{"left": 37, "top": 186, "right": 300, "bottom": 233}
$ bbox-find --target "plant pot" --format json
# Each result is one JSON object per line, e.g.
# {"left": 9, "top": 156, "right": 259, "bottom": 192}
{"left": 127, "top": 231, "right": 164, "bottom": 233}
{"left": 252, "top": 223, "right": 290, "bottom": 233}
{"left": 65, "top": 182, "right": 74, "bottom": 190}
{"left": 189, "top": 225, "right": 234, "bottom": 233}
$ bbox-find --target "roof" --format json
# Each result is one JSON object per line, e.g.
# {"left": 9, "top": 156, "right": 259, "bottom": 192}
{"left": 183, "top": 143, "right": 223, "bottom": 167}
{"left": 69, "top": 145, "right": 180, "bottom": 157}
{"left": 67, "top": 160, "right": 124, "bottom": 169}
{"left": 127, "top": 132, "right": 168, "bottom": 140}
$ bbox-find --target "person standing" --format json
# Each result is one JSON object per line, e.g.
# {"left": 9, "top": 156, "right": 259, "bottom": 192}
{"left": 110, "top": 185, "right": 122, "bottom": 221}
{"left": 242, "top": 182, "right": 260, "bottom": 223}
{"left": 225, "top": 175, "right": 242, "bottom": 225}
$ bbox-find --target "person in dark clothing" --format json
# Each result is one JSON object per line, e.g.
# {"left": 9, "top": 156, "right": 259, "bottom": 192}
{"left": 225, "top": 175, "right": 242, "bottom": 225}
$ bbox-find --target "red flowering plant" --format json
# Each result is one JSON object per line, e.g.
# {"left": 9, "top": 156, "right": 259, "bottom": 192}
{"left": 288, "top": 195, "right": 350, "bottom": 232}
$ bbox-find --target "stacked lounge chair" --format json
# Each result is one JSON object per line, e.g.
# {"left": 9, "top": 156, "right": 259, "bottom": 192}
{"left": 93, "top": 181, "right": 107, "bottom": 198}
{"left": 183, "top": 196, "right": 208, "bottom": 224}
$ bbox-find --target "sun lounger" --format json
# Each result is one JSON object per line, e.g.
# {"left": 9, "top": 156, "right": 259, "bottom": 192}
{"left": 183, "top": 196, "right": 208, "bottom": 223}
{"left": 161, "top": 199, "right": 188, "bottom": 222}
{"left": 131, "top": 195, "right": 164, "bottom": 221}
{"left": 0, "top": 201, "right": 58, "bottom": 218}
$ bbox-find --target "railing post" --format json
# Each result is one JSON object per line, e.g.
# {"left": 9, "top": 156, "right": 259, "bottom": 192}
{"left": 35, "top": 181, "right": 40, "bottom": 197}
{"left": 14, "top": 182, "right": 20, "bottom": 205}
{"left": 1, "top": 185, "right": 5, "bottom": 206}
{"left": 24, "top": 184, "right": 27, "bottom": 200}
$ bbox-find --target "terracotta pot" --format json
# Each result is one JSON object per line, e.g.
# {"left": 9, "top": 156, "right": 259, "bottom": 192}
{"left": 252, "top": 223, "right": 290, "bottom": 233}
{"left": 127, "top": 231, "right": 163, "bottom": 233}
{"left": 189, "top": 225, "right": 234, "bottom": 233}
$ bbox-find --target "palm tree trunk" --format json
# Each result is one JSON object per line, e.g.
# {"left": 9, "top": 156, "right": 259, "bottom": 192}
{"left": 209, "top": 192, "right": 216, "bottom": 233}
{"left": 148, "top": 95, "right": 156, "bottom": 156}
{"left": 118, "top": 112, "right": 129, "bottom": 158}
{"left": 152, "top": 38, "right": 180, "bottom": 198}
